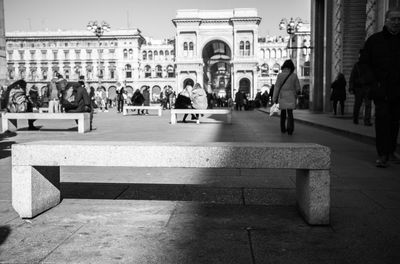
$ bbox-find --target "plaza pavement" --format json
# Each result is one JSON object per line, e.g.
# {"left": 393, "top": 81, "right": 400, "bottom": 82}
{"left": 0, "top": 107, "right": 399, "bottom": 263}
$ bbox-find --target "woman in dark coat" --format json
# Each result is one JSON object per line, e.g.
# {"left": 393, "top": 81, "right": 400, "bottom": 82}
{"left": 141, "top": 87, "right": 150, "bottom": 115}
{"left": 174, "top": 86, "right": 193, "bottom": 123}
{"left": 131, "top": 89, "right": 145, "bottom": 115}
{"left": 331, "top": 73, "right": 347, "bottom": 115}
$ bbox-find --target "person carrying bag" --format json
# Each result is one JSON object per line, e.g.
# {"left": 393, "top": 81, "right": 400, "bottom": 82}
{"left": 272, "top": 59, "right": 301, "bottom": 135}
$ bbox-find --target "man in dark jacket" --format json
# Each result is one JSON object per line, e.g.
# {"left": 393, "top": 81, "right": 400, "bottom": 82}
{"left": 359, "top": 8, "right": 400, "bottom": 167}
{"left": 65, "top": 82, "right": 93, "bottom": 130}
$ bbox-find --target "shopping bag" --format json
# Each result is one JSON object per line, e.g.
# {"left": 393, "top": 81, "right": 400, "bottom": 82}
{"left": 269, "top": 103, "right": 280, "bottom": 116}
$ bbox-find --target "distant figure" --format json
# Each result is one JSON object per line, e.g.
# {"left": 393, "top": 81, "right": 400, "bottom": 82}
{"left": 116, "top": 84, "right": 125, "bottom": 113}
{"left": 175, "top": 85, "right": 193, "bottom": 123}
{"left": 349, "top": 49, "right": 373, "bottom": 126}
{"left": 190, "top": 83, "right": 208, "bottom": 120}
{"left": 268, "top": 85, "right": 275, "bottom": 106}
{"left": 261, "top": 90, "right": 269, "bottom": 108}
{"left": 131, "top": 89, "right": 145, "bottom": 115}
{"left": 142, "top": 86, "right": 150, "bottom": 115}
{"left": 234, "top": 90, "right": 245, "bottom": 111}
{"left": 272, "top": 59, "right": 301, "bottom": 135}
{"left": 330, "top": 72, "right": 347, "bottom": 115}
{"left": 47, "top": 77, "right": 61, "bottom": 113}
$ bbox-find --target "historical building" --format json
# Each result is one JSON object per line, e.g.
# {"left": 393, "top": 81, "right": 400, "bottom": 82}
{"left": 4, "top": 8, "right": 311, "bottom": 104}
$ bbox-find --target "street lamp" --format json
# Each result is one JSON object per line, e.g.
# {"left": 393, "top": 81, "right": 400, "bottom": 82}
{"left": 279, "top": 17, "right": 303, "bottom": 58}
{"left": 87, "top": 21, "right": 110, "bottom": 88}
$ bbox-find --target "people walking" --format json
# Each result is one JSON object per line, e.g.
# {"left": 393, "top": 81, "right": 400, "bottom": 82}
{"left": 272, "top": 59, "right": 301, "bottom": 135}
{"left": 116, "top": 84, "right": 125, "bottom": 113}
{"left": 349, "top": 49, "right": 373, "bottom": 126}
{"left": 234, "top": 90, "right": 245, "bottom": 111}
{"left": 330, "top": 73, "right": 347, "bottom": 115}
{"left": 359, "top": 8, "right": 400, "bottom": 168}
{"left": 142, "top": 86, "right": 150, "bottom": 115}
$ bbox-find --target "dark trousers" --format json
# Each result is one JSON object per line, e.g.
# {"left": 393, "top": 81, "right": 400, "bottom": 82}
{"left": 333, "top": 100, "right": 345, "bottom": 115}
{"left": 374, "top": 100, "right": 400, "bottom": 157}
{"left": 353, "top": 93, "right": 372, "bottom": 123}
{"left": 280, "top": 109, "right": 294, "bottom": 133}
{"left": 117, "top": 99, "right": 124, "bottom": 112}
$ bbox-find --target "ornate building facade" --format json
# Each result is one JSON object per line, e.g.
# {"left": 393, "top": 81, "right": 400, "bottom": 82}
{"left": 4, "top": 8, "right": 311, "bottom": 103}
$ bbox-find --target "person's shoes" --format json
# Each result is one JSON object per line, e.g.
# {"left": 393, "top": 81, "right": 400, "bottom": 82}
{"left": 376, "top": 156, "right": 389, "bottom": 168}
{"left": 364, "top": 121, "right": 372, "bottom": 126}
{"left": 28, "top": 126, "right": 39, "bottom": 131}
{"left": 388, "top": 153, "right": 400, "bottom": 164}
{"left": 281, "top": 129, "right": 286, "bottom": 134}
{"left": 287, "top": 131, "right": 293, "bottom": 135}
{"left": 353, "top": 119, "right": 359, "bottom": 124}
{"left": 182, "top": 120, "right": 187, "bottom": 123}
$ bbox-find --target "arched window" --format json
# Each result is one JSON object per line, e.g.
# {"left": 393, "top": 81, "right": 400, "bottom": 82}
{"left": 189, "top": 42, "right": 194, "bottom": 57}
{"left": 128, "top": 49, "right": 133, "bottom": 59}
{"left": 261, "top": 49, "right": 265, "bottom": 59}
{"left": 160, "top": 50, "right": 164, "bottom": 57}
{"left": 261, "top": 64, "right": 269, "bottom": 77}
{"left": 239, "top": 41, "right": 244, "bottom": 56}
{"left": 271, "top": 49, "right": 276, "bottom": 58}
{"left": 123, "top": 49, "right": 128, "bottom": 59}
{"left": 272, "top": 63, "right": 280, "bottom": 74}
{"left": 144, "top": 65, "right": 151, "bottom": 78}
{"left": 154, "top": 50, "right": 158, "bottom": 60}
{"left": 167, "top": 65, "right": 174, "bottom": 78}
{"left": 125, "top": 64, "right": 132, "bottom": 78}
{"left": 156, "top": 65, "right": 162, "bottom": 78}
{"left": 170, "top": 50, "right": 174, "bottom": 56}
{"left": 183, "top": 42, "right": 188, "bottom": 57}
{"left": 148, "top": 51, "right": 153, "bottom": 60}
{"left": 245, "top": 41, "right": 250, "bottom": 56}
{"left": 165, "top": 50, "right": 169, "bottom": 57}
{"left": 277, "top": 49, "right": 282, "bottom": 58}
{"left": 266, "top": 49, "right": 270, "bottom": 59}
{"left": 282, "top": 49, "right": 288, "bottom": 57}
{"left": 142, "top": 51, "right": 147, "bottom": 60}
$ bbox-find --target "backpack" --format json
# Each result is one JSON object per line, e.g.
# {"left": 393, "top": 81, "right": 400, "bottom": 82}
{"left": 7, "top": 87, "right": 27, "bottom": 113}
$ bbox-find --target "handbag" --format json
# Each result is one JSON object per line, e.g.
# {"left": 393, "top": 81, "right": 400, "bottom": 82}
{"left": 269, "top": 103, "right": 280, "bottom": 116}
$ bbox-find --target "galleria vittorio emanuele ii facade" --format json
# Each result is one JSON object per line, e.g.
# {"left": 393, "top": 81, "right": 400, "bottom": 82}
{"left": 4, "top": 8, "right": 310, "bottom": 103}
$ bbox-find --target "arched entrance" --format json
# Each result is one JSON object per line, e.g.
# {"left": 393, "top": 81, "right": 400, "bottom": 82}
{"left": 239, "top": 78, "right": 251, "bottom": 96}
{"left": 152, "top": 85, "right": 161, "bottom": 103}
{"left": 183, "top": 78, "right": 194, "bottom": 88}
{"left": 202, "top": 40, "right": 232, "bottom": 98}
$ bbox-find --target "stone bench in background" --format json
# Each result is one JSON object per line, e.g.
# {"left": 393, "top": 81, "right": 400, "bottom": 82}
{"left": 2, "top": 112, "right": 90, "bottom": 133}
{"left": 123, "top": 105, "right": 162, "bottom": 116}
{"left": 170, "top": 108, "right": 232, "bottom": 124}
{"left": 12, "top": 141, "right": 330, "bottom": 225}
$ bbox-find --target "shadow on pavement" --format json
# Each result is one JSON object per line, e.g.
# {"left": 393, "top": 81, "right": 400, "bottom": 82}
{"left": 0, "top": 226, "right": 11, "bottom": 246}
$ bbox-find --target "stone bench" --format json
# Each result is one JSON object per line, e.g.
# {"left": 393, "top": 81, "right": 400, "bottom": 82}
{"left": 11, "top": 141, "right": 330, "bottom": 225}
{"left": 123, "top": 105, "right": 162, "bottom": 116}
{"left": 171, "top": 108, "right": 232, "bottom": 124}
{"left": 1, "top": 112, "right": 90, "bottom": 133}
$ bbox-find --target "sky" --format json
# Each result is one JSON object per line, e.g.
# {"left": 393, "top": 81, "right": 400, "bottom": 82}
{"left": 3, "top": 0, "right": 310, "bottom": 39}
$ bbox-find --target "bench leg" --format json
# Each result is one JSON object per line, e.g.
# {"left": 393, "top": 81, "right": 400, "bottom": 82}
{"left": 171, "top": 113, "right": 177, "bottom": 124}
{"left": 158, "top": 109, "right": 162, "bottom": 116}
{"left": 2, "top": 118, "right": 17, "bottom": 132}
{"left": 78, "top": 118, "right": 90, "bottom": 133}
{"left": 123, "top": 107, "right": 127, "bottom": 116}
{"left": 12, "top": 165, "right": 60, "bottom": 218}
{"left": 296, "top": 169, "right": 330, "bottom": 225}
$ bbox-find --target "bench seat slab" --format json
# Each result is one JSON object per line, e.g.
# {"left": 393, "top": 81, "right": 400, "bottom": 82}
{"left": 12, "top": 165, "right": 60, "bottom": 218}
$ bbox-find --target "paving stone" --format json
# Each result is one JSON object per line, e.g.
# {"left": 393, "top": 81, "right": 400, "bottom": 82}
{"left": 42, "top": 225, "right": 251, "bottom": 264}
